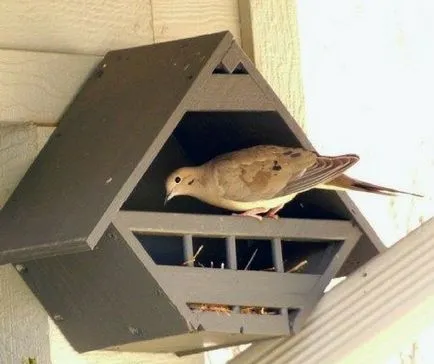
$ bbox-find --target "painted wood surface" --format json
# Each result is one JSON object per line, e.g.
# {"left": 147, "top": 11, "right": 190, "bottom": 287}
{"left": 0, "top": 1, "right": 242, "bottom": 363}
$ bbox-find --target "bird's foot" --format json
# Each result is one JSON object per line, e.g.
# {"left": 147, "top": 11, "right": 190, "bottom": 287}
{"left": 266, "top": 214, "right": 279, "bottom": 220}
{"left": 232, "top": 207, "right": 269, "bottom": 221}
{"left": 265, "top": 204, "right": 285, "bottom": 220}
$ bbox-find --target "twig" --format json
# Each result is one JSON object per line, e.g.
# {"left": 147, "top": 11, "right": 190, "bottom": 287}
{"left": 240, "top": 306, "right": 270, "bottom": 315}
{"left": 244, "top": 248, "right": 258, "bottom": 270}
{"left": 182, "top": 245, "right": 204, "bottom": 266}
{"left": 189, "top": 303, "right": 231, "bottom": 316}
{"left": 264, "top": 267, "right": 276, "bottom": 271}
{"left": 287, "top": 260, "right": 308, "bottom": 273}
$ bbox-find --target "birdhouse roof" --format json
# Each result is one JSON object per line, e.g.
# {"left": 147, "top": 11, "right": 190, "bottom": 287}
{"left": 0, "top": 31, "right": 385, "bottom": 274}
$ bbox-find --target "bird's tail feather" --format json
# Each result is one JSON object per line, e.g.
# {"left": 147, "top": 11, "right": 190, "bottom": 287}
{"left": 321, "top": 175, "right": 423, "bottom": 197}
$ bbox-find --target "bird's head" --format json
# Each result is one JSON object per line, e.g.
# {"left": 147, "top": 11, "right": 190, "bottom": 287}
{"left": 164, "top": 167, "right": 201, "bottom": 205}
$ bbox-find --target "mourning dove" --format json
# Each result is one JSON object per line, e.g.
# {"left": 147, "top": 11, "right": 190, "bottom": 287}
{"left": 165, "top": 145, "right": 422, "bottom": 220}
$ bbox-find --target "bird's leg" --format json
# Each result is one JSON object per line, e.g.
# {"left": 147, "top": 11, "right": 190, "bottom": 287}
{"left": 232, "top": 207, "right": 269, "bottom": 221}
{"left": 265, "top": 204, "right": 285, "bottom": 220}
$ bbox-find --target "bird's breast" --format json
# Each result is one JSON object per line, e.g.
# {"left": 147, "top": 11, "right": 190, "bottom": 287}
{"left": 196, "top": 194, "right": 297, "bottom": 212}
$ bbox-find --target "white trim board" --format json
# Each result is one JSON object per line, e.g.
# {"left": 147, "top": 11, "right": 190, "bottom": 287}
{"left": 231, "top": 217, "right": 434, "bottom": 364}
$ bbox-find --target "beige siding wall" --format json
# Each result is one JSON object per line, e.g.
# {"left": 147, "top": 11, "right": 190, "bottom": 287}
{"left": 0, "top": 1, "right": 242, "bottom": 363}
{"left": 0, "top": 0, "right": 240, "bottom": 54}
{"left": 239, "top": 0, "right": 305, "bottom": 128}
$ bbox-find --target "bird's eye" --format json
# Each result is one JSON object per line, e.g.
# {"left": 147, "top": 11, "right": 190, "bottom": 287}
{"left": 175, "top": 176, "right": 181, "bottom": 183}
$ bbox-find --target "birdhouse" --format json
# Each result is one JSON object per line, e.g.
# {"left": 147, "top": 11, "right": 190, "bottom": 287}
{"left": 0, "top": 32, "right": 385, "bottom": 355}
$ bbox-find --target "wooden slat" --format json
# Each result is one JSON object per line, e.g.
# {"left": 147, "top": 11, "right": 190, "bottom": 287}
{"left": 158, "top": 266, "right": 317, "bottom": 308}
{"left": 152, "top": 0, "right": 241, "bottom": 44}
{"left": 225, "top": 235, "right": 240, "bottom": 312}
{"left": 187, "top": 74, "right": 275, "bottom": 111}
{"left": 183, "top": 234, "right": 194, "bottom": 267}
{"left": 225, "top": 236, "right": 237, "bottom": 269}
{"left": 116, "top": 211, "right": 357, "bottom": 241}
{"left": 271, "top": 238, "right": 284, "bottom": 272}
{"left": 291, "top": 226, "right": 361, "bottom": 333}
{"left": 0, "top": 49, "right": 100, "bottom": 123}
{"left": 271, "top": 238, "right": 289, "bottom": 318}
{"left": 197, "top": 311, "right": 290, "bottom": 336}
{"left": 0, "top": 0, "right": 154, "bottom": 54}
{"left": 221, "top": 43, "right": 245, "bottom": 72}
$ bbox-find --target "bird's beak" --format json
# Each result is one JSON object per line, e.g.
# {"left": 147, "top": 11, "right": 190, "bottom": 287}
{"left": 164, "top": 191, "right": 174, "bottom": 206}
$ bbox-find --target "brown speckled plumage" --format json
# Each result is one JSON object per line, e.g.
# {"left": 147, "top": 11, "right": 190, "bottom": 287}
{"left": 164, "top": 145, "right": 423, "bottom": 220}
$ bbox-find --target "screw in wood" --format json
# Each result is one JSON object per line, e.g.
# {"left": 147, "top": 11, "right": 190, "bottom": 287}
{"left": 15, "top": 264, "right": 27, "bottom": 273}
{"left": 53, "top": 314, "right": 64, "bottom": 322}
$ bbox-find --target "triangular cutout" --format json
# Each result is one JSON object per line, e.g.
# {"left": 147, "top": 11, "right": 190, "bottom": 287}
{"left": 231, "top": 62, "right": 248, "bottom": 74}
{"left": 212, "top": 62, "right": 230, "bottom": 74}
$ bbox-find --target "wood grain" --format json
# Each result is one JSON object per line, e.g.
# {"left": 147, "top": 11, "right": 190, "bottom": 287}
{"left": 0, "top": 264, "right": 51, "bottom": 364}
{"left": 152, "top": 0, "right": 241, "bottom": 44}
{"left": 0, "top": 49, "right": 100, "bottom": 124}
{"left": 0, "top": 123, "right": 54, "bottom": 208}
{"left": 0, "top": 0, "right": 154, "bottom": 54}
{"left": 158, "top": 266, "right": 317, "bottom": 307}
{"left": 239, "top": 0, "right": 306, "bottom": 128}
{"left": 0, "top": 123, "right": 38, "bottom": 205}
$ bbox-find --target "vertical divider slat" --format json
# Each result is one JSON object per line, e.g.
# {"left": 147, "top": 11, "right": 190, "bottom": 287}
{"left": 272, "top": 238, "right": 289, "bottom": 318}
{"left": 272, "top": 238, "right": 284, "bottom": 272}
{"left": 226, "top": 235, "right": 240, "bottom": 313}
{"left": 183, "top": 234, "right": 194, "bottom": 267}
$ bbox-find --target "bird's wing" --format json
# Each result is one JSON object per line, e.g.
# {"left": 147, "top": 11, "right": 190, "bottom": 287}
{"left": 209, "top": 145, "right": 359, "bottom": 202}
{"left": 273, "top": 153, "right": 359, "bottom": 198}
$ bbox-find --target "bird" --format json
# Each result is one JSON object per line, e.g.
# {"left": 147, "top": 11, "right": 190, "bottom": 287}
{"left": 164, "top": 145, "right": 423, "bottom": 220}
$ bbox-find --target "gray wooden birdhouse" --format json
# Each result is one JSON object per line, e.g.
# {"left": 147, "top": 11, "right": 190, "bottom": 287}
{"left": 0, "top": 32, "right": 385, "bottom": 355}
